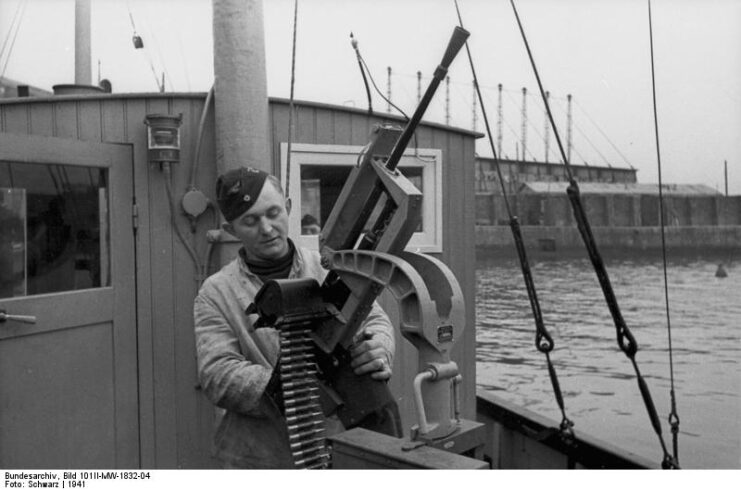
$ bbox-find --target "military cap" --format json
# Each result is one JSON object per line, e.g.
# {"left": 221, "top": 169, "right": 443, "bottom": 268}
{"left": 215, "top": 166, "right": 269, "bottom": 221}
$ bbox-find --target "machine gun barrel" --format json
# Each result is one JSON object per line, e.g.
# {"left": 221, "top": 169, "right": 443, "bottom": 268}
{"left": 385, "top": 26, "right": 469, "bottom": 172}
{"left": 353, "top": 26, "right": 469, "bottom": 253}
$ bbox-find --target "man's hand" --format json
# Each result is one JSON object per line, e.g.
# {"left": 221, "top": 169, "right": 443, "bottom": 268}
{"left": 349, "top": 333, "right": 392, "bottom": 381}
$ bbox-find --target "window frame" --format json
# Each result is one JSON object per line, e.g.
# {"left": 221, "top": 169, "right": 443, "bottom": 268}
{"left": 280, "top": 142, "right": 443, "bottom": 253}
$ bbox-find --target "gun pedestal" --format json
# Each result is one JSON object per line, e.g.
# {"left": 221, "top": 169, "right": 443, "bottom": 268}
{"left": 327, "top": 249, "right": 485, "bottom": 459}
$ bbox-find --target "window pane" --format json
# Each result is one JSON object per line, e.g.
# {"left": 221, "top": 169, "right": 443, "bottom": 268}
{"left": 0, "top": 162, "right": 110, "bottom": 298}
{"left": 299, "top": 164, "right": 424, "bottom": 237}
{"left": 0, "top": 188, "right": 26, "bottom": 297}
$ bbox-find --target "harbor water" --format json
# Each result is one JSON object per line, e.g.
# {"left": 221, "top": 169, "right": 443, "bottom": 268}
{"left": 475, "top": 250, "right": 740, "bottom": 469}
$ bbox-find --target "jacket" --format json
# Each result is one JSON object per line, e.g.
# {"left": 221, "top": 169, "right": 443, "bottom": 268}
{"left": 194, "top": 245, "right": 395, "bottom": 468}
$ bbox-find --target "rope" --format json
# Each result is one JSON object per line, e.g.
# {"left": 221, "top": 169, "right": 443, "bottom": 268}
{"left": 509, "top": 0, "right": 678, "bottom": 468}
{"left": 285, "top": 0, "right": 299, "bottom": 198}
{"left": 454, "top": 0, "right": 574, "bottom": 442}
{"left": 0, "top": 0, "right": 25, "bottom": 63}
{"left": 648, "top": 0, "right": 680, "bottom": 468}
{"left": 0, "top": 0, "right": 28, "bottom": 80}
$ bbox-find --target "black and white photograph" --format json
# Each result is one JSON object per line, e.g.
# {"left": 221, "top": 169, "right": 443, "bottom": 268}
{"left": 0, "top": 0, "right": 738, "bottom": 484}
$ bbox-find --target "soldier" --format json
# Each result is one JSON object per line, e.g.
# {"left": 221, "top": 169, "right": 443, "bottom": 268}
{"left": 194, "top": 166, "right": 399, "bottom": 468}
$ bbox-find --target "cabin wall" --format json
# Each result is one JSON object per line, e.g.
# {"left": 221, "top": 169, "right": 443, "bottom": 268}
{"left": 1, "top": 94, "right": 479, "bottom": 467}
{"left": 1, "top": 93, "right": 216, "bottom": 468}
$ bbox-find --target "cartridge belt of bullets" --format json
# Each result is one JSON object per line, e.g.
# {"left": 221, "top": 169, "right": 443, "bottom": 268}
{"left": 277, "top": 318, "right": 330, "bottom": 469}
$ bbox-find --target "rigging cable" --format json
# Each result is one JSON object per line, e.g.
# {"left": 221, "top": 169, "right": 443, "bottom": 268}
{"left": 453, "top": 0, "right": 575, "bottom": 444}
{"left": 0, "top": 0, "right": 28, "bottom": 80}
{"left": 285, "top": 0, "right": 298, "bottom": 198}
{"left": 0, "top": 0, "right": 24, "bottom": 63}
{"left": 509, "top": 0, "right": 679, "bottom": 469}
{"left": 357, "top": 53, "right": 409, "bottom": 120}
{"left": 126, "top": 0, "right": 164, "bottom": 91}
{"left": 350, "top": 32, "right": 373, "bottom": 115}
{"left": 647, "top": 0, "right": 681, "bottom": 466}
{"left": 571, "top": 98, "right": 635, "bottom": 168}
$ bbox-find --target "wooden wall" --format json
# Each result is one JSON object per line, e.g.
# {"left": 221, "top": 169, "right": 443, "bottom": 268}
{"left": 0, "top": 93, "right": 479, "bottom": 468}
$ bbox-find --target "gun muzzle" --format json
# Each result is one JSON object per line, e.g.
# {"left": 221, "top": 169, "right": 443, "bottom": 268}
{"left": 440, "top": 26, "right": 470, "bottom": 71}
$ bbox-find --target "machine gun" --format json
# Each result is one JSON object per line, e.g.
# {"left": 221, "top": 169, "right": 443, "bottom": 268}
{"left": 248, "top": 25, "right": 477, "bottom": 468}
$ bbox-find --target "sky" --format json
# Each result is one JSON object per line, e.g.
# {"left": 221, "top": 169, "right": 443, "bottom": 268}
{"left": 1, "top": 0, "right": 739, "bottom": 194}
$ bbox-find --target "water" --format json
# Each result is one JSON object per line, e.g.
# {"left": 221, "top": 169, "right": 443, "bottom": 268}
{"left": 475, "top": 251, "right": 741, "bottom": 469}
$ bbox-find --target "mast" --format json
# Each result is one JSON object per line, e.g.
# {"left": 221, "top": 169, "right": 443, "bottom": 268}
{"left": 544, "top": 91, "right": 550, "bottom": 163}
{"left": 471, "top": 80, "right": 477, "bottom": 131}
{"left": 386, "top": 66, "right": 392, "bottom": 112}
{"left": 445, "top": 75, "right": 450, "bottom": 125}
{"left": 74, "top": 0, "right": 91, "bottom": 85}
{"left": 497, "top": 83, "right": 503, "bottom": 158}
{"left": 212, "top": 0, "right": 271, "bottom": 174}
{"left": 520, "top": 87, "right": 527, "bottom": 161}
{"left": 567, "top": 94, "right": 573, "bottom": 164}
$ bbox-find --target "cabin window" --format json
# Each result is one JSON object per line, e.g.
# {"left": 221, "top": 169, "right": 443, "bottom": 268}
{"left": 0, "top": 162, "right": 110, "bottom": 299}
{"left": 281, "top": 143, "right": 442, "bottom": 253}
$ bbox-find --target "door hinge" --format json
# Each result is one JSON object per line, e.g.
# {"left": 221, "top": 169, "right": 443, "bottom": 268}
{"left": 132, "top": 203, "right": 139, "bottom": 232}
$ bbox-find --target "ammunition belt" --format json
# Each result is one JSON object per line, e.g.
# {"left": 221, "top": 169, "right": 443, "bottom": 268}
{"left": 277, "top": 318, "right": 331, "bottom": 469}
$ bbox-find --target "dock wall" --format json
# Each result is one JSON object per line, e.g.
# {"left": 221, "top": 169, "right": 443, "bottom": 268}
{"left": 476, "top": 224, "right": 741, "bottom": 252}
{"left": 476, "top": 194, "right": 741, "bottom": 228}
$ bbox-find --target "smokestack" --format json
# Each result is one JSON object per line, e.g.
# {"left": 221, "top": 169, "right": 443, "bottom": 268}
{"left": 74, "top": 0, "right": 91, "bottom": 85}
{"left": 212, "top": 0, "right": 271, "bottom": 174}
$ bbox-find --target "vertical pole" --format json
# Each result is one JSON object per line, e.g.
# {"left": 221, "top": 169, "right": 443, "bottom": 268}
{"left": 544, "top": 91, "right": 550, "bottom": 163}
{"left": 74, "top": 0, "right": 92, "bottom": 85}
{"left": 497, "top": 83, "right": 503, "bottom": 158}
{"left": 416, "top": 71, "right": 422, "bottom": 104}
{"left": 724, "top": 160, "right": 728, "bottom": 197}
{"left": 520, "top": 87, "right": 527, "bottom": 162}
{"left": 445, "top": 76, "right": 451, "bottom": 126}
{"left": 472, "top": 80, "right": 477, "bottom": 132}
{"left": 212, "top": 0, "right": 271, "bottom": 175}
{"left": 567, "top": 94, "right": 573, "bottom": 164}
{"left": 386, "top": 66, "right": 392, "bottom": 113}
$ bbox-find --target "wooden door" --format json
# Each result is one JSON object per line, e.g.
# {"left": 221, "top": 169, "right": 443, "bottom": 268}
{"left": 0, "top": 133, "right": 138, "bottom": 468}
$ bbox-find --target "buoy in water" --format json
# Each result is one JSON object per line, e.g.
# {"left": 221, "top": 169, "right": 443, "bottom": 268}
{"left": 715, "top": 264, "right": 728, "bottom": 278}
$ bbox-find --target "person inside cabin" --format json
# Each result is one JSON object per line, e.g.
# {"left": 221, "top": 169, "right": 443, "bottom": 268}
{"left": 301, "top": 213, "right": 321, "bottom": 235}
{"left": 193, "top": 166, "right": 399, "bottom": 469}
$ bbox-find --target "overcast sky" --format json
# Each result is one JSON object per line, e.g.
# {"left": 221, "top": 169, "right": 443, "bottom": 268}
{"left": 1, "top": 0, "right": 739, "bottom": 194}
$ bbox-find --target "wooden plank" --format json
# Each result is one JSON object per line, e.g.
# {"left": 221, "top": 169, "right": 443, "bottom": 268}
{"left": 124, "top": 97, "right": 157, "bottom": 467}
{"left": 477, "top": 391, "right": 655, "bottom": 468}
{"left": 460, "top": 132, "right": 478, "bottom": 419}
{"left": 28, "top": 103, "right": 55, "bottom": 137}
{"left": 0, "top": 324, "right": 116, "bottom": 467}
{"left": 140, "top": 97, "right": 179, "bottom": 468}
{"left": 106, "top": 142, "right": 139, "bottom": 467}
{"left": 329, "top": 428, "right": 488, "bottom": 469}
{"left": 169, "top": 97, "right": 215, "bottom": 469}
{"left": 77, "top": 99, "right": 103, "bottom": 142}
{"left": 315, "top": 107, "right": 335, "bottom": 144}
{"left": 270, "top": 103, "right": 289, "bottom": 176}
{"left": 100, "top": 98, "right": 127, "bottom": 143}
{"left": 0, "top": 103, "right": 30, "bottom": 134}
{"left": 333, "top": 110, "right": 352, "bottom": 144}
{"left": 0, "top": 288, "right": 113, "bottom": 340}
{"left": 53, "top": 101, "right": 79, "bottom": 139}
{"left": 350, "top": 111, "right": 372, "bottom": 145}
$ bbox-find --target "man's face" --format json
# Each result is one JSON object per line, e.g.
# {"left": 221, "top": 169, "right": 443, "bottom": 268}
{"left": 223, "top": 180, "right": 292, "bottom": 262}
